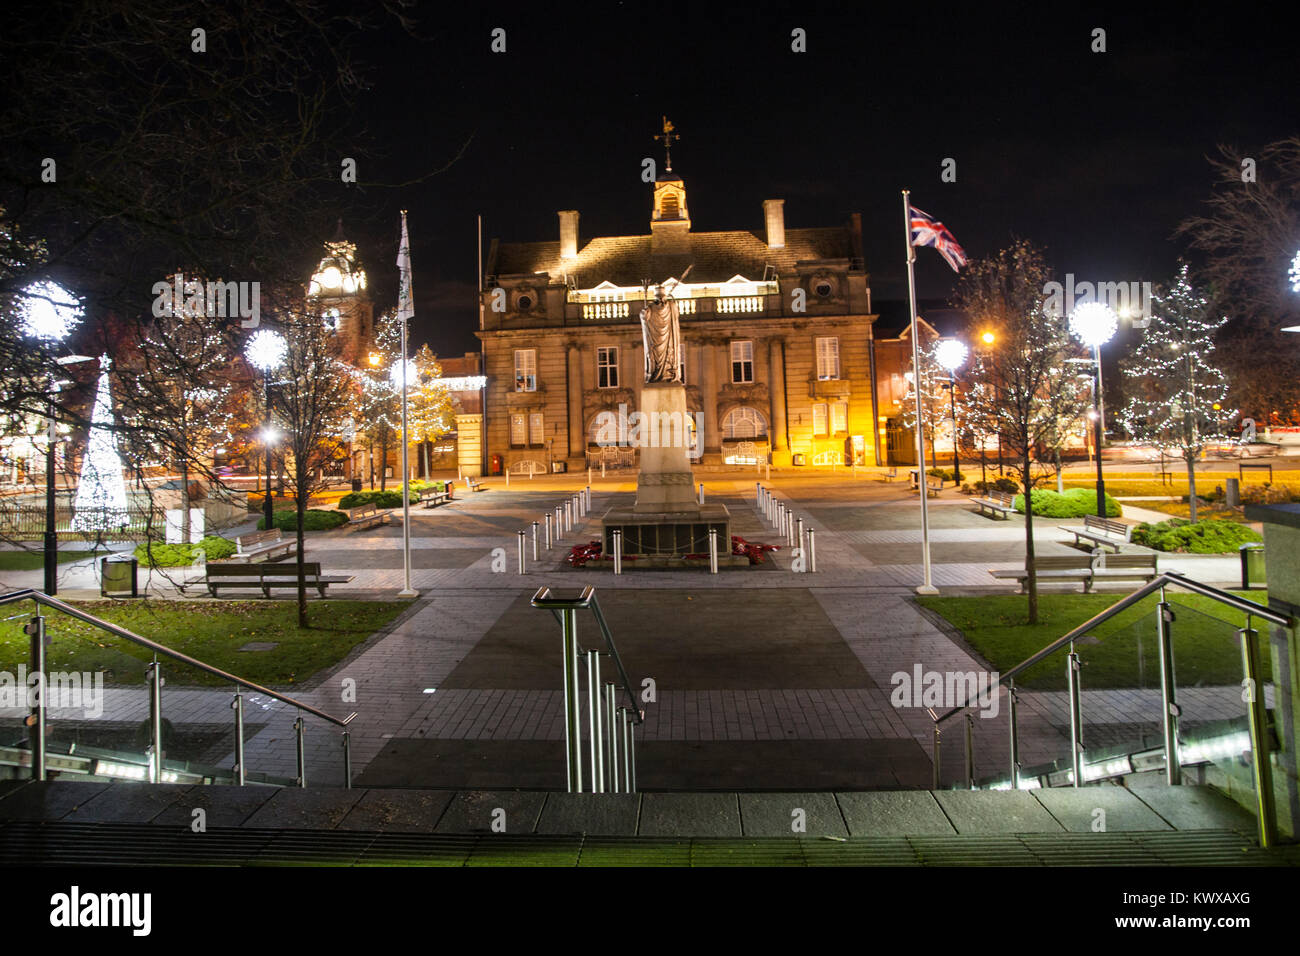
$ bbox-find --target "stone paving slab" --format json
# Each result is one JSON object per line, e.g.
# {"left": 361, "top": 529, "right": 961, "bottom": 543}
{"left": 66, "top": 782, "right": 195, "bottom": 823}
{"left": 435, "top": 790, "right": 547, "bottom": 834}
{"left": 149, "top": 783, "right": 279, "bottom": 827}
{"left": 638, "top": 792, "right": 742, "bottom": 837}
{"left": 241, "top": 787, "right": 366, "bottom": 829}
{"left": 1031, "top": 785, "right": 1174, "bottom": 832}
{"left": 335, "top": 788, "right": 456, "bottom": 833}
{"left": 738, "top": 791, "right": 848, "bottom": 837}
{"left": 1130, "top": 785, "right": 1260, "bottom": 832}
{"left": 0, "top": 780, "right": 110, "bottom": 820}
{"left": 835, "top": 790, "right": 957, "bottom": 836}
{"left": 932, "top": 790, "right": 1066, "bottom": 833}
{"left": 535, "top": 793, "right": 641, "bottom": 835}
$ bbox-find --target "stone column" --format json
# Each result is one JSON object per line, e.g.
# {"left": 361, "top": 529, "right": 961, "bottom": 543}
{"left": 567, "top": 343, "right": 584, "bottom": 461}
{"left": 768, "top": 338, "right": 790, "bottom": 466}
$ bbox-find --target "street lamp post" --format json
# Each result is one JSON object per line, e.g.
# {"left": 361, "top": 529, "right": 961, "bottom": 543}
{"left": 1069, "top": 303, "right": 1119, "bottom": 518}
{"left": 244, "top": 330, "right": 287, "bottom": 530}
{"left": 935, "top": 340, "right": 968, "bottom": 485}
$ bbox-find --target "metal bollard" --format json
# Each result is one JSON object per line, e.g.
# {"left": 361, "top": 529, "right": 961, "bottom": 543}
{"left": 545, "top": 513, "right": 553, "bottom": 550}
{"left": 796, "top": 517, "right": 804, "bottom": 556}
{"left": 505, "top": 469, "right": 510, "bottom": 489}
{"left": 585, "top": 485, "right": 592, "bottom": 511}
{"left": 587, "top": 650, "right": 604, "bottom": 793}
{"left": 561, "top": 608, "right": 583, "bottom": 792}
{"left": 708, "top": 528, "right": 718, "bottom": 574}
{"left": 602, "top": 461, "right": 606, "bottom": 478}
{"left": 27, "top": 615, "right": 46, "bottom": 781}
{"left": 232, "top": 690, "right": 246, "bottom": 786}
{"left": 807, "top": 529, "right": 817, "bottom": 573}
{"left": 532, "top": 521, "right": 539, "bottom": 561}
{"left": 765, "top": 463, "right": 770, "bottom": 481}
{"left": 555, "top": 506, "right": 563, "bottom": 540}
{"left": 564, "top": 500, "right": 572, "bottom": 532}
{"left": 612, "top": 529, "right": 623, "bottom": 575}
{"left": 588, "top": 466, "right": 592, "bottom": 487}
{"left": 697, "top": 482, "right": 704, "bottom": 505}
{"left": 1067, "top": 648, "right": 1083, "bottom": 787}
{"left": 606, "top": 683, "right": 620, "bottom": 792}
{"left": 517, "top": 530, "right": 526, "bottom": 574}
{"left": 621, "top": 709, "right": 632, "bottom": 792}
{"left": 294, "top": 714, "right": 306, "bottom": 788}
{"left": 575, "top": 493, "right": 583, "bottom": 519}
{"left": 755, "top": 483, "right": 762, "bottom": 511}
{"left": 786, "top": 509, "right": 795, "bottom": 547}
{"left": 148, "top": 658, "right": 164, "bottom": 784}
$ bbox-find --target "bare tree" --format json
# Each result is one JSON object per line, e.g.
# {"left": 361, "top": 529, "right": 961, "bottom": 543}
{"left": 1176, "top": 137, "right": 1300, "bottom": 423}
{"left": 267, "top": 296, "right": 355, "bottom": 626}
{"left": 956, "top": 241, "right": 1089, "bottom": 624}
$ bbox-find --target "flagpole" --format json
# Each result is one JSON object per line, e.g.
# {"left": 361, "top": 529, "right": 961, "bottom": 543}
{"left": 398, "top": 210, "right": 418, "bottom": 598}
{"left": 903, "top": 189, "right": 938, "bottom": 595}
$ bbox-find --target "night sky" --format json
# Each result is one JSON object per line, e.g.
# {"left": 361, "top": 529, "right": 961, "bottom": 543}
{"left": 330, "top": 4, "right": 1299, "bottom": 356}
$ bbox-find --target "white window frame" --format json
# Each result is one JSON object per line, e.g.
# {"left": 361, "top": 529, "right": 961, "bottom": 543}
{"left": 528, "top": 412, "right": 545, "bottom": 447}
{"left": 832, "top": 401, "right": 848, "bottom": 434}
{"left": 721, "top": 405, "right": 767, "bottom": 440}
{"left": 812, "top": 402, "right": 829, "bottom": 437}
{"left": 597, "top": 346, "right": 619, "bottom": 389}
{"left": 730, "top": 340, "right": 754, "bottom": 384}
{"left": 816, "top": 336, "right": 841, "bottom": 380}
{"left": 510, "top": 413, "right": 527, "bottom": 447}
{"left": 514, "top": 349, "right": 537, "bottom": 392}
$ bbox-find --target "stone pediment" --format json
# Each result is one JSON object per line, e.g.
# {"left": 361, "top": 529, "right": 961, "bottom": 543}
{"left": 583, "top": 387, "right": 636, "bottom": 418}
{"left": 719, "top": 382, "right": 769, "bottom": 405}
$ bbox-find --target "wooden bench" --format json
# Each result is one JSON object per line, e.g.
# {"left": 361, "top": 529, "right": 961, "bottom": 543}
{"left": 1059, "top": 514, "right": 1132, "bottom": 553}
{"left": 343, "top": 503, "right": 390, "bottom": 529}
{"left": 1091, "top": 552, "right": 1159, "bottom": 586}
{"left": 419, "top": 486, "right": 452, "bottom": 508}
{"left": 879, "top": 467, "right": 899, "bottom": 482}
{"left": 204, "top": 561, "right": 353, "bottom": 598}
{"left": 990, "top": 554, "right": 1097, "bottom": 592}
{"left": 465, "top": 476, "right": 485, "bottom": 492}
{"left": 972, "top": 490, "right": 1016, "bottom": 520}
{"left": 235, "top": 528, "right": 297, "bottom": 563}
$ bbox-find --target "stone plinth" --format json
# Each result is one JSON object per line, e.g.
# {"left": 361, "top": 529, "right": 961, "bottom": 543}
{"left": 601, "top": 503, "right": 738, "bottom": 565}
{"left": 633, "top": 382, "right": 697, "bottom": 513}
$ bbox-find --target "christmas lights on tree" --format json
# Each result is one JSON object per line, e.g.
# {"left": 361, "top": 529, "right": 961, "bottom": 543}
{"left": 1119, "top": 265, "right": 1232, "bottom": 521}
{"left": 72, "top": 358, "right": 130, "bottom": 532}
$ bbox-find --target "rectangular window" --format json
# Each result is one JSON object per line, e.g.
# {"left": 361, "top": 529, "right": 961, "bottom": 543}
{"left": 816, "top": 336, "right": 841, "bottom": 380}
{"left": 730, "top": 340, "right": 754, "bottom": 383}
{"left": 510, "top": 414, "right": 527, "bottom": 446}
{"left": 812, "top": 403, "right": 828, "bottom": 436}
{"left": 597, "top": 346, "right": 619, "bottom": 389}
{"left": 529, "top": 412, "right": 544, "bottom": 446}
{"left": 514, "top": 349, "right": 537, "bottom": 392}
{"left": 832, "top": 401, "right": 848, "bottom": 434}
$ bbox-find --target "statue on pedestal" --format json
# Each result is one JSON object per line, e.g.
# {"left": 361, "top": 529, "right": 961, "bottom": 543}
{"left": 640, "top": 284, "right": 683, "bottom": 384}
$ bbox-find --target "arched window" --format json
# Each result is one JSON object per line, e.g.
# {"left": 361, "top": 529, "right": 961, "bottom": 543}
{"left": 722, "top": 406, "right": 767, "bottom": 440}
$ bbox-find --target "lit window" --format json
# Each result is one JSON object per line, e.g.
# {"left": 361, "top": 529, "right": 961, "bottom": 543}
{"left": 597, "top": 347, "right": 619, "bottom": 389}
{"left": 722, "top": 406, "right": 766, "bottom": 440}
{"left": 529, "top": 412, "right": 544, "bottom": 446}
{"left": 324, "top": 308, "right": 341, "bottom": 332}
{"left": 730, "top": 340, "right": 754, "bottom": 383}
{"left": 514, "top": 349, "right": 536, "bottom": 392}
{"left": 816, "top": 337, "right": 840, "bottom": 380}
{"left": 510, "top": 414, "right": 527, "bottom": 446}
{"left": 813, "top": 403, "right": 828, "bottom": 436}
{"left": 832, "top": 401, "right": 848, "bottom": 434}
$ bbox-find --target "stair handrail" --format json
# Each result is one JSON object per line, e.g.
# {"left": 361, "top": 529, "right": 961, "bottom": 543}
{"left": 532, "top": 586, "right": 642, "bottom": 722}
{"left": 0, "top": 588, "right": 357, "bottom": 728}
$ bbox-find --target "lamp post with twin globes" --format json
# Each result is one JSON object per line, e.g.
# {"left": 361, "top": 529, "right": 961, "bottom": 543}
{"left": 1068, "top": 303, "right": 1119, "bottom": 518}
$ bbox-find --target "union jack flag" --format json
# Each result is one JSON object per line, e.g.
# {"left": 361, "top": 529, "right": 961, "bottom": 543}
{"left": 909, "top": 205, "right": 967, "bottom": 272}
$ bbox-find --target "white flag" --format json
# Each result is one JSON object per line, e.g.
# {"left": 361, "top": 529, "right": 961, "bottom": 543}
{"left": 397, "top": 211, "right": 414, "bottom": 322}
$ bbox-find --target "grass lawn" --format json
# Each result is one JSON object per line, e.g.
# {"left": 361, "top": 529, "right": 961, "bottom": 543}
{"left": 1062, "top": 469, "right": 1300, "bottom": 500}
{"left": 0, "top": 599, "right": 411, "bottom": 687}
{"left": 0, "top": 549, "right": 105, "bottom": 572}
{"left": 917, "top": 591, "right": 1274, "bottom": 691}
{"left": 1134, "top": 501, "right": 1253, "bottom": 524}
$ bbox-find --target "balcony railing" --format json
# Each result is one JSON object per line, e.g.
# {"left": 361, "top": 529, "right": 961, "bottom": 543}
{"left": 716, "top": 296, "right": 764, "bottom": 314}
{"left": 582, "top": 302, "right": 629, "bottom": 320}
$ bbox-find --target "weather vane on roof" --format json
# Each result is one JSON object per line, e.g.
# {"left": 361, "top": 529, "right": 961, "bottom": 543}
{"left": 655, "top": 116, "right": 679, "bottom": 173}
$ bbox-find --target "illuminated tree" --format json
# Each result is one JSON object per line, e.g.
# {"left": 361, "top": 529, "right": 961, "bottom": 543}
{"left": 71, "top": 360, "right": 129, "bottom": 532}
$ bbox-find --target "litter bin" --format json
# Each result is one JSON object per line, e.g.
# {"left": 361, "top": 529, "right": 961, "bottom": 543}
{"left": 351, "top": 478, "right": 363, "bottom": 493}
{"left": 101, "top": 555, "right": 139, "bottom": 598}
{"left": 1240, "top": 543, "right": 1265, "bottom": 590}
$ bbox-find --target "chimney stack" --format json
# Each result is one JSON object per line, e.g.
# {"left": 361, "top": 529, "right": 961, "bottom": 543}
{"left": 559, "top": 210, "right": 580, "bottom": 260}
{"left": 763, "top": 199, "right": 785, "bottom": 249}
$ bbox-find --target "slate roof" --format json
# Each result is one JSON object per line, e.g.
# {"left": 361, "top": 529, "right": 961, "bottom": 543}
{"left": 490, "top": 227, "right": 856, "bottom": 288}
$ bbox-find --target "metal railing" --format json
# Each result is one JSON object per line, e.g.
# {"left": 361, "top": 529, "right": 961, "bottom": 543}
{"left": 2, "top": 588, "right": 356, "bottom": 788}
{"left": 929, "top": 572, "right": 1292, "bottom": 847}
{"left": 531, "top": 587, "right": 642, "bottom": 793}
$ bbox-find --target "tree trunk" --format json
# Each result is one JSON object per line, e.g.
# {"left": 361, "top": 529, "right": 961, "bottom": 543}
{"left": 367, "top": 441, "right": 374, "bottom": 488}
{"left": 179, "top": 457, "right": 190, "bottom": 544}
{"left": 296, "top": 460, "right": 308, "bottom": 628}
{"left": 1187, "top": 453, "right": 1199, "bottom": 523}
{"left": 380, "top": 432, "right": 390, "bottom": 490}
{"left": 1023, "top": 454, "right": 1038, "bottom": 625}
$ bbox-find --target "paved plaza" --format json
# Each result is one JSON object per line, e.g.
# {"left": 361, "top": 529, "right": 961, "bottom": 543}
{"left": 0, "top": 473, "right": 1260, "bottom": 791}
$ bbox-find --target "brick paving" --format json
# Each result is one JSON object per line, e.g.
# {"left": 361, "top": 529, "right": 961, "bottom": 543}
{"left": 0, "top": 473, "right": 1264, "bottom": 789}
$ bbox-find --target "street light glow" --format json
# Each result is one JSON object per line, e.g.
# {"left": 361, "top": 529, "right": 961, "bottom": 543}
{"left": 935, "top": 339, "right": 969, "bottom": 373}
{"left": 389, "top": 358, "right": 418, "bottom": 392}
{"left": 1068, "top": 302, "right": 1119, "bottom": 347}
{"left": 244, "top": 329, "right": 287, "bottom": 371}
{"left": 981, "top": 331, "right": 996, "bottom": 345}
{"left": 21, "top": 280, "right": 82, "bottom": 342}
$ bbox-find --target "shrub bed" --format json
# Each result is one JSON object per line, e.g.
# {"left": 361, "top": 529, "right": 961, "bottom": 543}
{"left": 257, "top": 509, "right": 349, "bottom": 532}
{"left": 134, "top": 535, "right": 236, "bottom": 567}
{"left": 1012, "top": 487, "right": 1121, "bottom": 518}
{"left": 1131, "top": 518, "right": 1262, "bottom": 553}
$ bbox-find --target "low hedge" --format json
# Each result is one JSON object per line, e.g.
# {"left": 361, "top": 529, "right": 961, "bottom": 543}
{"left": 1012, "top": 487, "right": 1122, "bottom": 518}
{"left": 257, "top": 508, "right": 349, "bottom": 532}
{"left": 339, "top": 489, "right": 403, "bottom": 509}
{"left": 1131, "top": 518, "right": 1262, "bottom": 554}
{"left": 134, "top": 535, "right": 236, "bottom": 567}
